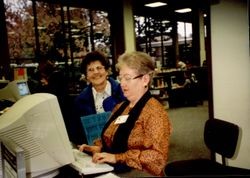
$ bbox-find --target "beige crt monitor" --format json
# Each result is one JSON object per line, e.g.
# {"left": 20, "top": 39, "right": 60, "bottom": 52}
{"left": 0, "top": 80, "right": 30, "bottom": 102}
{"left": 0, "top": 93, "right": 74, "bottom": 177}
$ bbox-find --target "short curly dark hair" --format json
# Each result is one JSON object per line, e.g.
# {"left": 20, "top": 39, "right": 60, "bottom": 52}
{"left": 80, "top": 51, "right": 110, "bottom": 75}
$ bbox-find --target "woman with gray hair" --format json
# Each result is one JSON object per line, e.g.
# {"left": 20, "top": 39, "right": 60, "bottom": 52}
{"left": 79, "top": 51, "right": 172, "bottom": 176}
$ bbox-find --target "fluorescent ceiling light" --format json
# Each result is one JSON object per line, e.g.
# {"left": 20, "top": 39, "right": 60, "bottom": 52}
{"left": 56, "top": 7, "right": 78, "bottom": 11}
{"left": 162, "top": 20, "right": 170, "bottom": 23}
{"left": 37, "top": 26, "right": 46, "bottom": 30}
{"left": 175, "top": 8, "right": 192, "bottom": 13}
{"left": 145, "top": 2, "right": 167, "bottom": 8}
{"left": 72, "top": 35, "right": 81, "bottom": 38}
{"left": 64, "top": 20, "right": 79, "bottom": 24}
{"left": 71, "top": 29, "right": 80, "bottom": 32}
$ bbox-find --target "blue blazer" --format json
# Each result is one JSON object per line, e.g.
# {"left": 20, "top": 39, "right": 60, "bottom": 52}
{"left": 69, "top": 77, "right": 125, "bottom": 144}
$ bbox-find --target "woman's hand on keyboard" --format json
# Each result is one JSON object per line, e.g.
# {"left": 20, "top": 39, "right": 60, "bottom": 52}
{"left": 78, "top": 144, "right": 101, "bottom": 154}
{"left": 92, "top": 152, "right": 116, "bottom": 164}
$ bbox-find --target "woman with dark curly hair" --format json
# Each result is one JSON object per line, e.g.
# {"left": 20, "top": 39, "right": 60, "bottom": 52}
{"left": 70, "top": 51, "right": 125, "bottom": 145}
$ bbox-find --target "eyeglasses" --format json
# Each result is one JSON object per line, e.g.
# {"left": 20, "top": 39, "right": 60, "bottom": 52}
{"left": 117, "top": 74, "right": 144, "bottom": 82}
{"left": 87, "top": 66, "right": 105, "bottom": 73}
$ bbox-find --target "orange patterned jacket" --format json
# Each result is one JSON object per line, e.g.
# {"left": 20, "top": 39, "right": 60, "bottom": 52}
{"left": 97, "top": 97, "right": 172, "bottom": 176}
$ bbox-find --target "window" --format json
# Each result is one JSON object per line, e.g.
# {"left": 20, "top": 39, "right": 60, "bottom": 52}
{"left": 4, "top": 0, "right": 111, "bottom": 66}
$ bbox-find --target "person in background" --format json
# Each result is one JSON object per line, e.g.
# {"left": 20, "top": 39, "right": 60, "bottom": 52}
{"left": 170, "top": 70, "right": 199, "bottom": 107}
{"left": 36, "top": 59, "right": 70, "bottom": 132}
{"left": 78, "top": 51, "right": 172, "bottom": 176}
{"left": 37, "top": 59, "right": 68, "bottom": 109}
{"left": 177, "top": 60, "right": 187, "bottom": 70}
{"left": 202, "top": 59, "right": 207, "bottom": 67}
{"left": 69, "top": 50, "right": 125, "bottom": 145}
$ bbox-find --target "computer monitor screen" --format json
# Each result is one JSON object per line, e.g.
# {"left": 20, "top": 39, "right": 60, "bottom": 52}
{"left": 0, "top": 80, "right": 30, "bottom": 102}
{"left": 0, "top": 93, "right": 74, "bottom": 177}
{"left": 17, "top": 81, "right": 29, "bottom": 96}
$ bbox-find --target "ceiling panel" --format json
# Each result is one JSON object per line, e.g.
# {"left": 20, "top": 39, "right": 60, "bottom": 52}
{"left": 37, "top": 0, "right": 211, "bottom": 22}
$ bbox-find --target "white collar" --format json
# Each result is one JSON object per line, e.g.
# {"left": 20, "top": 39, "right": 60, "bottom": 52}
{"left": 92, "top": 80, "right": 111, "bottom": 100}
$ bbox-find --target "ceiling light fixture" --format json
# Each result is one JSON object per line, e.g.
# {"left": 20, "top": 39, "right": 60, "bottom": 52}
{"left": 162, "top": 20, "right": 170, "bottom": 23}
{"left": 37, "top": 26, "right": 46, "bottom": 30}
{"left": 72, "top": 35, "right": 81, "bottom": 38}
{"left": 64, "top": 20, "right": 79, "bottom": 24}
{"left": 145, "top": 2, "right": 167, "bottom": 8}
{"left": 175, "top": 8, "right": 192, "bottom": 13}
{"left": 71, "top": 29, "right": 80, "bottom": 32}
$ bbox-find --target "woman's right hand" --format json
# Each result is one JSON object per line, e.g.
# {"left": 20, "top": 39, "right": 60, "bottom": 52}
{"left": 78, "top": 144, "right": 101, "bottom": 154}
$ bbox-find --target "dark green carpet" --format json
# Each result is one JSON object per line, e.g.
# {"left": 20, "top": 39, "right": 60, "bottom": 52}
{"left": 167, "top": 101, "right": 210, "bottom": 163}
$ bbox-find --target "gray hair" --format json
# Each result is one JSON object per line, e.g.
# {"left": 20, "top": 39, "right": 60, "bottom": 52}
{"left": 116, "top": 51, "right": 155, "bottom": 86}
{"left": 116, "top": 51, "right": 155, "bottom": 74}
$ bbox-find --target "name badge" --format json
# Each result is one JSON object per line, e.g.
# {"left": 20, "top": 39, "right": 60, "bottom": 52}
{"left": 114, "top": 115, "right": 129, "bottom": 124}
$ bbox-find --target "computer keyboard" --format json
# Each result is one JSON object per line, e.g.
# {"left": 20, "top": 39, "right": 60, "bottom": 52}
{"left": 70, "top": 149, "right": 114, "bottom": 175}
